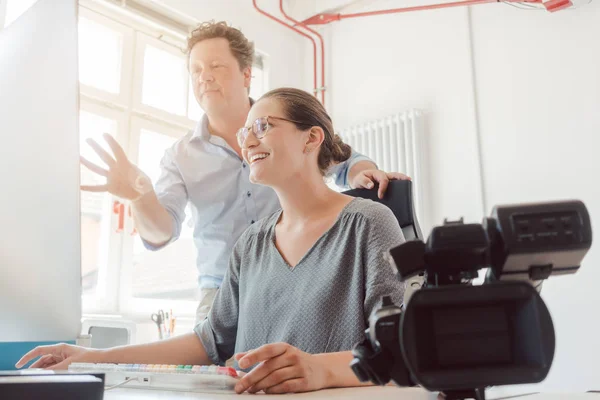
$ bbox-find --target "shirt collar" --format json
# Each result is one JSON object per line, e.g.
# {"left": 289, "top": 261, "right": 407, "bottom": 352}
{"left": 190, "top": 113, "right": 210, "bottom": 141}
{"left": 190, "top": 97, "right": 256, "bottom": 142}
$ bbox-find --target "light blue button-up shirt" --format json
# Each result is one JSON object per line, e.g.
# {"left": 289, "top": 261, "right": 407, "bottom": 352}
{"left": 143, "top": 113, "right": 374, "bottom": 289}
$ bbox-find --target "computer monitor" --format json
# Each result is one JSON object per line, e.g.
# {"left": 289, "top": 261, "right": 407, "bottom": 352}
{"left": 0, "top": 0, "right": 81, "bottom": 369}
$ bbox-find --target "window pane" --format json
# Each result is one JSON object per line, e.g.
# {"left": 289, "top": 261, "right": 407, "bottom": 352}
{"left": 4, "top": 0, "right": 39, "bottom": 27}
{"left": 78, "top": 17, "right": 123, "bottom": 94}
{"left": 131, "top": 129, "right": 197, "bottom": 300}
{"left": 79, "top": 111, "right": 117, "bottom": 297}
{"left": 249, "top": 67, "right": 265, "bottom": 100}
{"left": 142, "top": 45, "right": 187, "bottom": 116}
{"left": 187, "top": 78, "right": 204, "bottom": 122}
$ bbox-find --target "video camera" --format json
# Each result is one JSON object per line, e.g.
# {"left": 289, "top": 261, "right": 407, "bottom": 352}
{"left": 350, "top": 200, "right": 592, "bottom": 400}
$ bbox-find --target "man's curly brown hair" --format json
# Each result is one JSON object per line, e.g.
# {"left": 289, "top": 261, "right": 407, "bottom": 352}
{"left": 186, "top": 20, "right": 254, "bottom": 71}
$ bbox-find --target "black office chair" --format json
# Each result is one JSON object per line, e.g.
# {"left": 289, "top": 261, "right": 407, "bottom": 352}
{"left": 343, "top": 179, "right": 423, "bottom": 241}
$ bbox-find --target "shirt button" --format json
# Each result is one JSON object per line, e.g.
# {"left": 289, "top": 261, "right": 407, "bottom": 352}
{"left": 251, "top": 220, "right": 255, "bottom": 224}
{"left": 247, "top": 191, "right": 251, "bottom": 197}
{"left": 242, "top": 163, "right": 246, "bottom": 168}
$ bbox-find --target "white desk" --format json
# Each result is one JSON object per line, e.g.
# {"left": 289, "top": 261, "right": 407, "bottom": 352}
{"left": 104, "top": 387, "right": 438, "bottom": 399}
{"left": 104, "top": 386, "right": 599, "bottom": 399}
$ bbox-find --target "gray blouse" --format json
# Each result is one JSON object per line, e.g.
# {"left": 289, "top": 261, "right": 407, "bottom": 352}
{"left": 194, "top": 198, "right": 406, "bottom": 367}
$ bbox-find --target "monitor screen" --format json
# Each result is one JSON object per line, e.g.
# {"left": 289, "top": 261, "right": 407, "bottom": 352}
{"left": 0, "top": 0, "right": 81, "bottom": 366}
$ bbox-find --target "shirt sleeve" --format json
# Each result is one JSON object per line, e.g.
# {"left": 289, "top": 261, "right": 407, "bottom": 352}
{"left": 141, "top": 146, "right": 188, "bottom": 251}
{"left": 193, "top": 237, "right": 242, "bottom": 365}
{"left": 326, "top": 148, "right": 376, "bottom": 189}
{"left": 361, "top": 204, "right": 406, "bottom": 322}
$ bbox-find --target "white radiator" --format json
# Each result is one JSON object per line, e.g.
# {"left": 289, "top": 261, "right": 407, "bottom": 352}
{"left": 339, "top": 109, "right": 424, "bottom": 220}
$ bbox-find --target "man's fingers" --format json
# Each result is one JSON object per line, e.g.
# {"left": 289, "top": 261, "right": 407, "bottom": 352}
{"left": 387, "top": 172, "right": 411, "bottom": 181}
{"left": 375, "top": 174, "right": 390, "bottom": 199}
{"left": 238, "top": 343, "right": 288, "bottom": 369}
{"left": 80, "top": 184, "right": 109, "bottom": 192}
{"left": 375, "top": 171, "right": 411, "bottom": 197}
{"left": 353, "top": 174, "right": 375, "bottom": 190}
{"left": 80, "top": 156, "right": 108, "bottom": 177}
{"left": 102, "top": 133, "right": 128, "bottom": 164}
{"left": 86, "top": 138, "right": 116, "bottom": 168}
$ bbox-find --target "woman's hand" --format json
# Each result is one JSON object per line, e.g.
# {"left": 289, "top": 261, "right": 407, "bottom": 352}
{"left": 15, "top": 343, "right": 100, "bottom": 370}
{"left": 233, "top": 343, "right": 329, "bottom": 394}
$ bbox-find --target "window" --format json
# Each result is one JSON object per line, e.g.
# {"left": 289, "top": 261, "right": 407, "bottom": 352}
{"left": 79, "top": 111, "right": 117, "bottom": 297}
{"left": 79, "top": 104, "right": 126, "bottom": 312}
{"left": 141, "top": 42, "right": 188, "bottom": 116}
{"left": 131, "top": 123, "right": 197, "bottom": 302}
{"left": 0, "top": 2, "right": 268, "bottom": 316}
{"left": 1, "top": 0, "right": 39, "bottom": 28}
{"left": 78, "top": 16, "right": 123, "bottom": 94}
{"left": 249, "top": 64, "right": 265, "bottom": 100}
{"left": 188, "top": 78, "right": 204, "bottom": 121}
{"left": 119, "top": 120, "right": 199, "bottom": 314}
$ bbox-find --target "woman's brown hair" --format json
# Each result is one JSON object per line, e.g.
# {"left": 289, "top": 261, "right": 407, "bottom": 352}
{"left": 259, "top": 88, "right": 352, "bottom": 175}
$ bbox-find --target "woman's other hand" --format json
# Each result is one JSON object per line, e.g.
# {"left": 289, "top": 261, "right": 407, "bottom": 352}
{"left": 233, "top": 342, "right": 329, "bottom": 394}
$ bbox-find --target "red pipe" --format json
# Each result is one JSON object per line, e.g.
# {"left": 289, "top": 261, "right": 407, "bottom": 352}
{"left": 278, "top": 0, "right": 325, "bottom": 106}
{"left": 302, "top": 0, "right": 544, "bottom": 25}
{"left": 342, "top": 0, "right": 542, "bottom": 19}
{"left": 252, "top": 0, "right": 319, "bottom": 100}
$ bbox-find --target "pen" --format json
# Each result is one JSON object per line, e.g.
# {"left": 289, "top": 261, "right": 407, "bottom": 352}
{"left": 165, "top": 312, "right": 170, "bottom": 338}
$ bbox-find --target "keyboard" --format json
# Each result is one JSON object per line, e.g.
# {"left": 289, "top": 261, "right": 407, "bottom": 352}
{"left": 68, "top": 362, "right": 239, "bottom": 392}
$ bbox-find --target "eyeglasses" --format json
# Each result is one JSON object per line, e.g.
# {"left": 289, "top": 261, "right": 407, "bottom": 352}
{"left": 236, "top": 116, "right": 308, "bottom": 147}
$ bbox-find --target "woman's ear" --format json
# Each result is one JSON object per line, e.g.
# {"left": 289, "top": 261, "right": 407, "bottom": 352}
{"left": 304, "top": 126, "right": 325, "bottom": 153}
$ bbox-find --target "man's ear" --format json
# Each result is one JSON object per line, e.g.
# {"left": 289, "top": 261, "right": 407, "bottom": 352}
{"left": 305, "top": 126, "right": 325, "bottom": 153}
{"left": 243, "top": 66, "right": 252, "bottom": 89}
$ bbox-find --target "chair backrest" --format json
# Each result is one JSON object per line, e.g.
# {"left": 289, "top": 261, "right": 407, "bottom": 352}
{"left": 343, "top": 180, "right": 423, "bottom": 241}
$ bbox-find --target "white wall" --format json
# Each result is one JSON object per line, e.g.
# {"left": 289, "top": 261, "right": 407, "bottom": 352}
{"left": 323, "top": 0, "right": 599, "bottom": 392}
{"left": 325, "top": 0, "right": 484, "bottom": 234}
{"left": 470, "top": 2, "right": 600, "bottom": 392}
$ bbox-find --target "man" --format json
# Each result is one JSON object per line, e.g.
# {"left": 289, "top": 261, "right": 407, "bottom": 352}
{"left": 81, "top": 21, "right": 409, "bottom": 324}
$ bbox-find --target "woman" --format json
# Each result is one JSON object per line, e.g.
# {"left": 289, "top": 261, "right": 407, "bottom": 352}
{"left": 16, "top": 88, "right": 406, "bottom": 394}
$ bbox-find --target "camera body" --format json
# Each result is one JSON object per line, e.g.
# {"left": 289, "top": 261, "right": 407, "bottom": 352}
{"left": 350, "top": 200, "right": 592, "bottom": 400}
